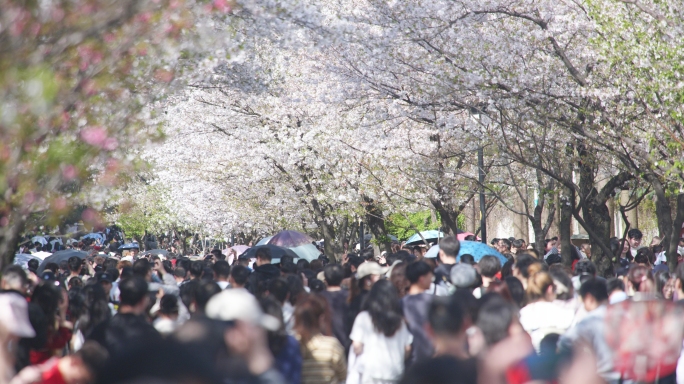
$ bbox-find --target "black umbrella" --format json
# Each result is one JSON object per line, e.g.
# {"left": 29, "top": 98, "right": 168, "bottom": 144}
{"left": 37, "top": 250, "right": 88, "bottom": 274}
{"left": 241, "top": 244, "right": 298, "bottom": 262}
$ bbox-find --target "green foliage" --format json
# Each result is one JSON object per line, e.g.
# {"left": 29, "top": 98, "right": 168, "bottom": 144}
{"left": 385, "top": 210, "right": 440, "bottom": 240}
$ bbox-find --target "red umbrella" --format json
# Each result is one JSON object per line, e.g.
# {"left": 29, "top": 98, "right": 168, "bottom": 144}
{"left": 268, "top": 230, "right": 314, "bottom": 248}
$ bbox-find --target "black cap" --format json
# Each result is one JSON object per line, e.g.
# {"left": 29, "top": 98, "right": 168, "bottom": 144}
{"left": 95, "top": 272, "right": 113, "bottom": 283}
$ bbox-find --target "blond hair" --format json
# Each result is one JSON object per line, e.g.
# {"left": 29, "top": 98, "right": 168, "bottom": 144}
{"left": 526, "top": 271, "right": 554, "bottom": 302}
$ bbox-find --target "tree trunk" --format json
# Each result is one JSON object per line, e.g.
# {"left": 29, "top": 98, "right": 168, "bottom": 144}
{"left": 559, "top": 191, "right": 573, "bottom": 267}
{"left": 363, "top": 196, "right": 391, "bottom": 254}
{"left": 0, "top": 212, "right": 25, "bottom": 271}
{"left": 668, "top": 194, "right": 684, "bottom": 271}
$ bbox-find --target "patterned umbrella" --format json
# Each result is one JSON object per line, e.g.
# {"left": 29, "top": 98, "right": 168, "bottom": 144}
{"left": 268, "top": 230, "right": 314, "bottom": 248}
{"left": 457, "top": 241, "right": 508, "bottom": 264}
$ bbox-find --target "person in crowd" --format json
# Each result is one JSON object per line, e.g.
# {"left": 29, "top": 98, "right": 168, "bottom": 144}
{"left": 498, "top": 239, "right": 511, "bottom": 254}
{"left": 212, "top": 260, "right": 231, "bottom": 290}
{"left": 400, "top": 295, "right": 477, "bottom": 384}
{"left": 655, "top": 271, "right": 674, "bottom": 300}
{"left": 518, "top": 271, "right": 574, "bottom": 352}
{"left": 70, "top": 283, "right": 111, "bottom": 352}
{"left": 389, "top": 262, "right": 410, "bottom": 298}
{"left": 204, "top": 288, "right": 286, "bottom": 382}
{"left": 89, "top": 277, "right": 162, "bottom": 358}
{"left": 476, "top": 295, "right": 534, "bottom": 384}
{"left": 269, "top": 278, "right": 294, "bottom": 333}
{"left": 558, "top": 278, "right": 619, "bottom": 384}
{"left": 248, "top": 248, "right": 281, "bottom": 296}
{"left": 580, "top": 243, "right": 591, "bottom": 260}
{"left": 346, "top": 261, "right": 387, "bottom": 341}
{"left": 624, "top": 264, "right": 655, "bottom": 299}
{"left": 477, "top": 255, "right": 501, "bottom": 293}
{"left": 402, "top": 261, "right": 434, "bottom": 365}
{"left": 29, "top": 281, "right": 72, "bottom": 365}
{"left": 260, "top": 296, "right": 301, "bottom": 384}
{"left": 349, "top": 279, "right": 413, "bottom": 383}
{"left": 293, "top": 294, "right": 346, "bottom": 384}
{"left": 11, "top": 341, "right": 108, "bottom": 384}
{"left": 154, "top": 294, "right": 180, "bottom": 335}
{"left": 319, "top": 264, "right": 350, "bottom": 352}
{"left": 627, "top": 228, "right": 643, "bottom": 258}
{"left": 511, "top": 253, "right": 539, "bottom": 289}
{"left": 67, "top": 257, "right": 83, "bottom": 281}
{"left": 229, "top": 265, "right": 250, "bottom": 289}
{"left": 434, "top": 236, "right": 459, "bottom": 290}
{"left": 511, "top": 239, "right": 524, "bottom": 255}
{"left": 606, "top": 278, "right": 628, "bottom": 304}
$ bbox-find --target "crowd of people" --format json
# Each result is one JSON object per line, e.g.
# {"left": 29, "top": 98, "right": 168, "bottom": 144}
{"left": 1, "top": 229, "right": 683, "bottom": 384}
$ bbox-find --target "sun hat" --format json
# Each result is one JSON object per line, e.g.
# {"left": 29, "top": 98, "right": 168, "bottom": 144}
{"left": 205, "top": 289, "right": 280, "bottom": 331}
{"left": 356, "top": 261, "right": 389, "bottom": 279}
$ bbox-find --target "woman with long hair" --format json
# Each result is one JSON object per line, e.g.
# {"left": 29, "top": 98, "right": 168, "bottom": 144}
{"left": 518, "top": 271, "right": 575, "bottom": 352}
{"left": 655, "top": 271, "right": 674, "bottom": 301}
{"left": 349, "top": 279, "right": 412, "bottom": 383}
{"left": 29, "top": 281, "right": 73, "bottom": 364}
{"left": 294, "top": 294, "right": 346, "bottom": 384}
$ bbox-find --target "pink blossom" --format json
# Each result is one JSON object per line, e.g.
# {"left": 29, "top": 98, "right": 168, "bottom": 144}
{"left": 214, "top": 0, "right": 231, "bottom": 13}
{"left": 62, "top": 165, "right": 78, "bottom": 180}
{"left": 80, "top": 126, "right": 108, "bottom": 147}
{"left": 103, "top": 138, "right": 119, "bottom": 151}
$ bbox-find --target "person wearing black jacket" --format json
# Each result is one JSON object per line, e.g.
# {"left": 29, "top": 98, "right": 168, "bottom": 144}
{"left": 247, "top": 248, "right": 281, "bottom": 296}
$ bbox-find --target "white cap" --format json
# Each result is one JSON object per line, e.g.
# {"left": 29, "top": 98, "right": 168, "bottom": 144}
{"left": 205, "top": 289, "right": 280, "bottom": 331}
{"left": 356, "top": 261, "right": 389, "bottom": 279}
{"left": 0, "top": 293, "right": 35, "bottom": 338}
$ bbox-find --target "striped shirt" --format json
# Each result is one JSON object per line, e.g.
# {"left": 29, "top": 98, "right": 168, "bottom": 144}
{"left": 300, "top": 334, "right": 347, "bottom": 384}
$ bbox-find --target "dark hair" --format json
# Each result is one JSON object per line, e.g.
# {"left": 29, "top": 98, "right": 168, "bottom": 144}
{"left": 160, "top": 294, "right": 179, "bottom": 315}
{"left": 286, "top": 275, "right": 306, "bottom": 306}
{"left": 68, "top": 276, "right": 84, "bottom": 290}
{"left": 549, "top": 267, "right": 573, "bottom": 300}
{"left": 476, "top": 294, "right": 517, "bottom": 346}
{"left": 103, "top": 258, "right": 118, "bottom": 272}
{"left": 259, "top": 296, "right": 288, "bottom": 356}
{"left": 309, "top": 279, "right": 325, "bottom": 292}
{"left": 579, "top": 278, "right": 608, "bottom": 302}
{"left": 514, "top": 254, "right": 538, "bottom": 279}
{"left": 296, "top": 259, "right": 310, "bottom": 272}
{"left": 635, "top": 248, "right": 655, "bottom": 266}
{"left": 212, "top": 260, "right": 230, "bottom": 278}
{"left": 501, "top": 259, "right": 514, "bottom": 279}
{"left": 230, "top": 265, "right": 250, "bottom": 286}
{"left": 309, "top": 259, "right": 323, "bottom": 272}
{"left": 77, "top": 283, "right": 112, "bottom": 337}
{"left": 464, "top": 235, "right": 477, "bottom": 241}
{"left": 574, "top": 260, "right": 597, "bottom": 277}
{"left": 323, "top": 264, "right": 344, "bottom": 287}
{"left": 499, "top": 238, "right": 511, "bottom": 250}
{"left": 280, "top": 261, "right": 297, "bottom": 275}
{"left": 504, "top": 276, "right": 525, "bottom": 308}
{"left": 76, "top": 341, "right": 109, "bottom": 381}
{"left": 2, "top": 265, "right": 27, "bottom": 290}
{"left": 68, "top": 256, "right": 82, "bottom": 272}
{"left": 362, "top": 279, "right": 403, "bottom": 337}
{"left": 174, "top": 267, "right": 186, "bottom": 279}
{"left": 45, "top": 262, "right": 59, "bottom": 274}
{"left": 194, "top": 281, "right": 221, "bottom": 312}
{"left": 255, "top": 247, "right": 272, "bottom": 262}
{"left": 607, "top": 277, "right": 625, "bottom": 293}
{"left": 32, "top": 281, "right": 62, "bottom": 331}
{"left": 405, "top": 261, "right": 432, "bottom": 284}
{"left": 119, "top": 277, "right": 148, "bottom": 307}
{"left": 294, "top": 294, "right": 331, "bottom": 345}
{"left": 656, "top": 271, "right": 672, "bottom": 299}
{"left": 280, "top": 255, "right": 294, "bottom": 266}
{"left": 189, "top": 261, "right": 203, "bottom": 279}
{"left": 27, "top": 259, "right": 39, "bottom": 273}
{"left": 132, "top": 258, "right": 151, "bottom": 279}
{"left": 490, "top": 238, "right": 499, "bottom": 245}
{"left": 627, "top": 228, "right": 643, "bottom": 240}
{"left": 478, "top": 256, "right": 501, "bottom": 278}
{"left": 512, "top": 239, "right": 524, "bottom": 249}
{"left": 389, "top": 262, "right": 410, "bottom": 298}
{"left": 439, "top": 236, "right": 460, "bottom": 258}
{"left": 269, "top": 278, "right": 290, "bottom": 304}
{"left": 460, "top": 254, "right": 476, "bottom": 265}
{"left": 428, "top": 296, "right": 466, "bottom": 335}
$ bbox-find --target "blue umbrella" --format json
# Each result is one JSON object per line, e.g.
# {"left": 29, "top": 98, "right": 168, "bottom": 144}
{"left": 457, "top": 241, "right": 508, "bottom": 265}
{"left": 404, "top": 230, "right": 444, "bottom": 246}
{"left": 119, "top": 243, "right": 140, "bottom": 250}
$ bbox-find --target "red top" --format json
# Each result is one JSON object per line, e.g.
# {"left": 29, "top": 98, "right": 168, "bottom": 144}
{"left": 40, "top": 359, "right": 66, "bottom": 384}
{"left": 29, "top": 327, "right": 72, "bottom": 365}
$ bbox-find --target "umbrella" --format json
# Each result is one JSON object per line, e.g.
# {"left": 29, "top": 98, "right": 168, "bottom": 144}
{"left": 230, "top": 245, "right": 250, "bottom": 256}
{"left": 457, "top": 241, "right": 508, "bottom": 265}
{"left": 363, "top": 233, "right": 398, "bottom": 242}
{"left": 140, "top": 249, "right": 169, "bottom": 257}
{"left": 31, "top": 236, "right": 47, "bottom": 245}
{"left": 456, "top": 232, "right": 478, "bottom": 241}
{"left": 404, "top": 230, "right": 444, "bottom": 246}
{"left": 268, "top": 230, "right": 314, "bottom": 248}
{"left": 256, "top": 236, "right": 272, "bottom": 246}
{"left": 37, "top": 250, "right": 88, "bottom": 274}
{"left": 119, "top": 243, "right": 140, "bottom": 250}
{"left": 241, "top": 244, "right": 298, "bottom": 264}
{"left": 288, "top": 243, "right": 322, "bottom": 262}
{"left": 14, "top": 254, "right": 41, "bottom": 271}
